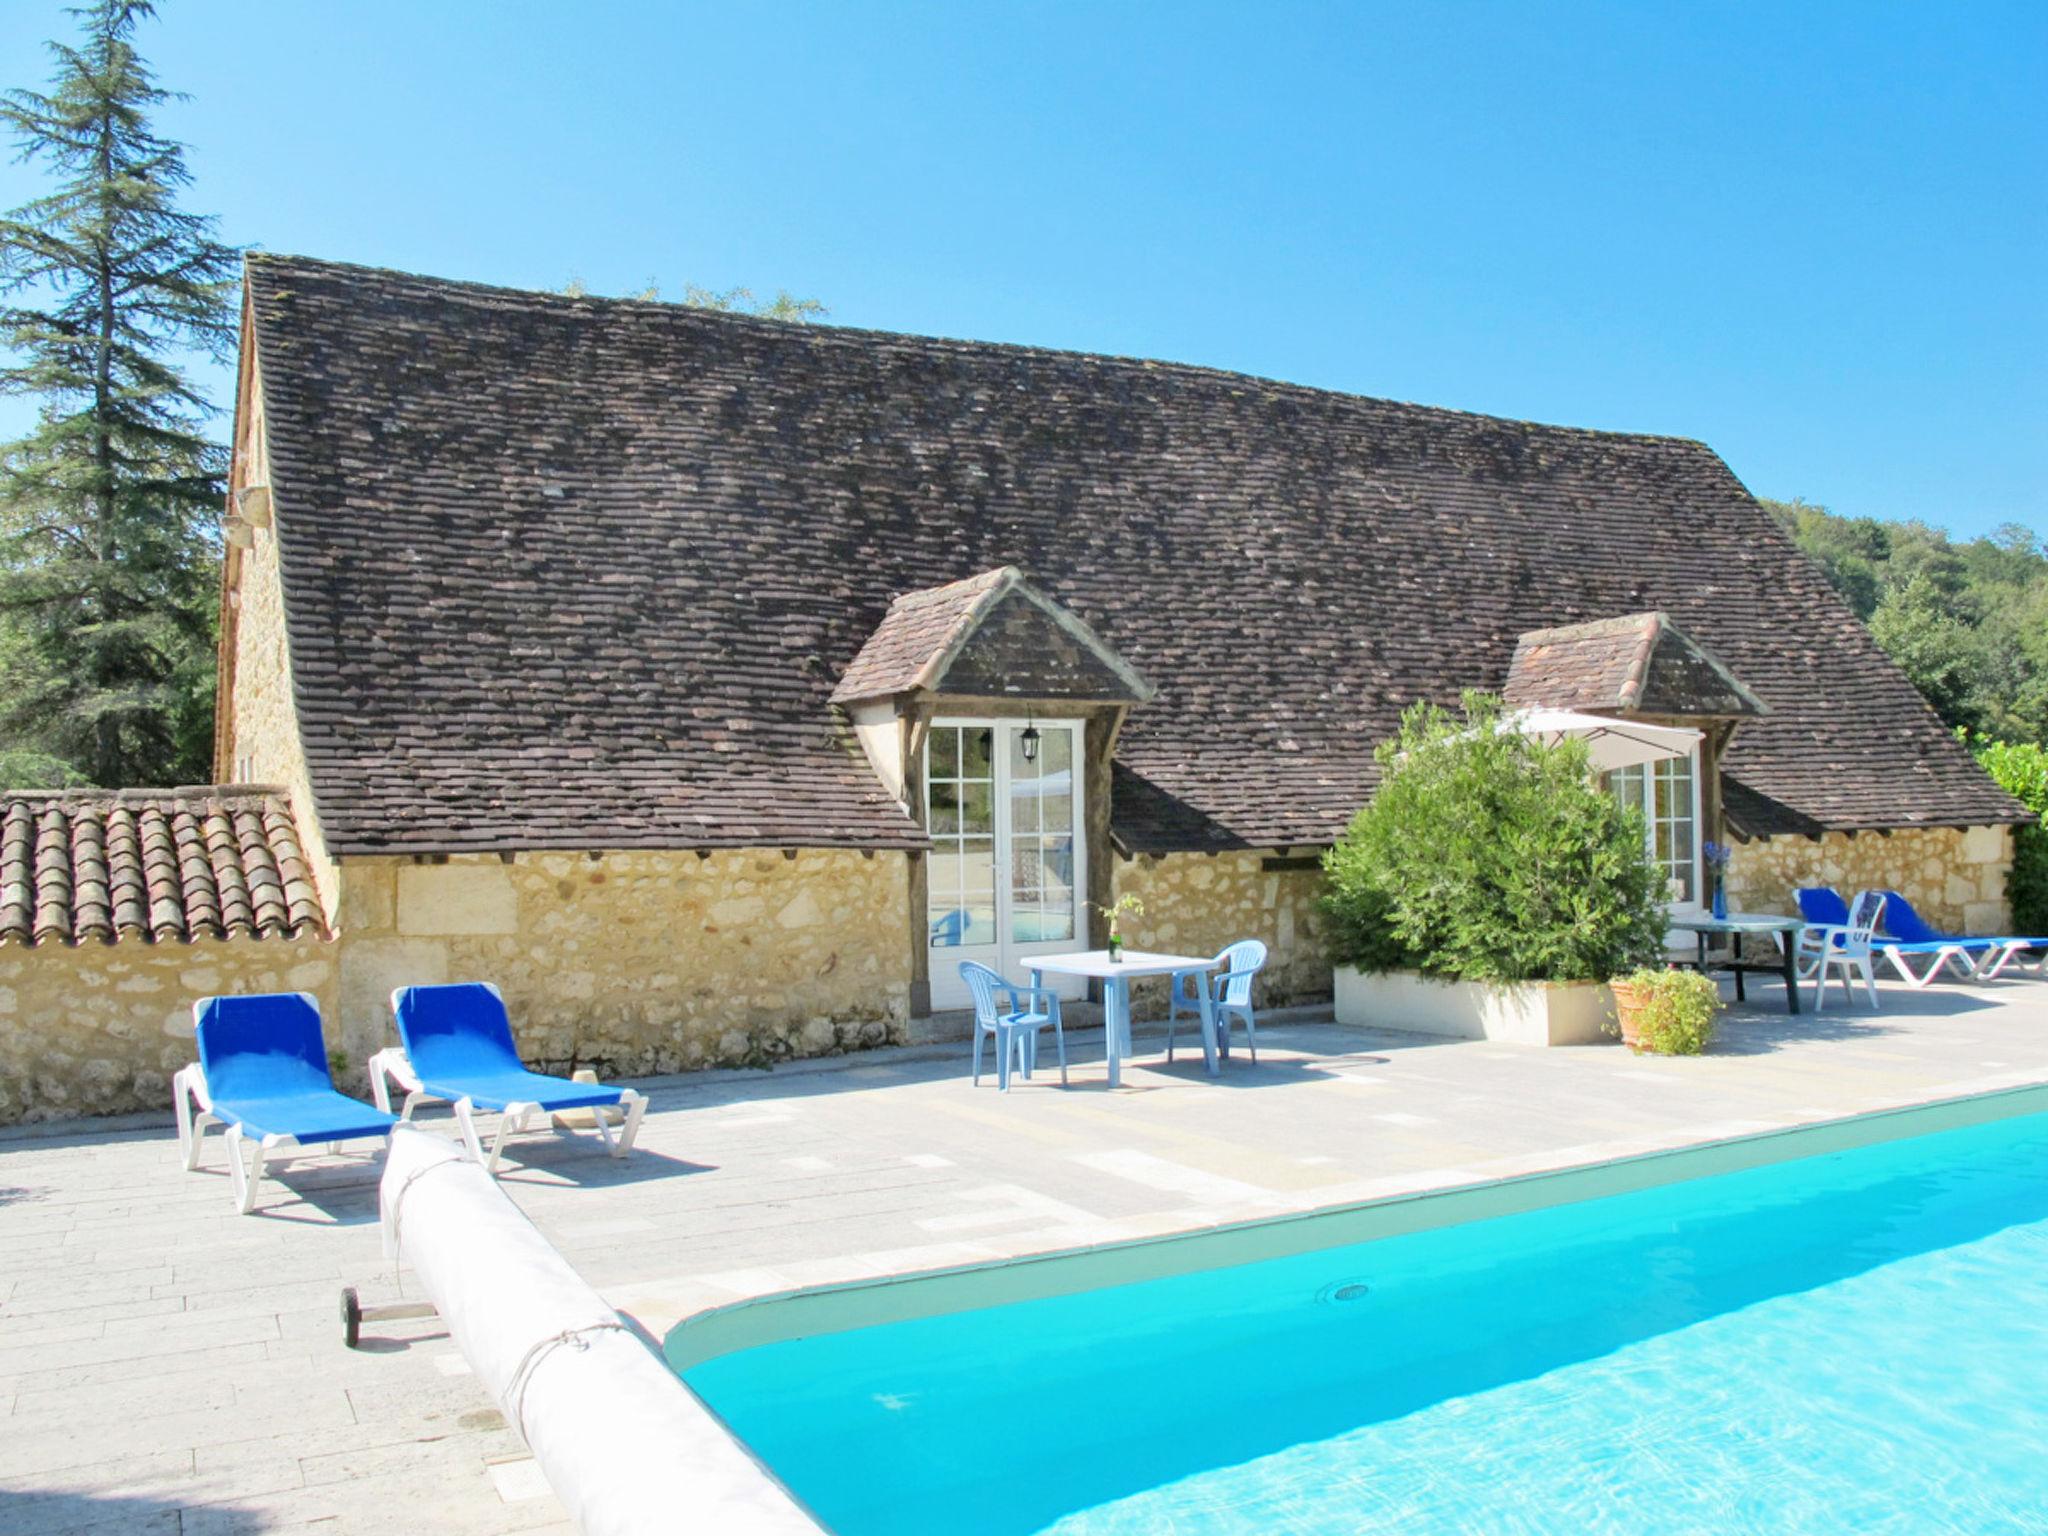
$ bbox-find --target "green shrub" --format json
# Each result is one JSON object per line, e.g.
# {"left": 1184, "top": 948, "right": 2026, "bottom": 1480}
{"left": 1321, "top": 693, "right": 1669, "bottom": 983}
{"left": 1970, "top": 737, "right": 2048, "bottom": 934}
{"left": 1612, "top": 967, "right": 1722, "bottom": 1055}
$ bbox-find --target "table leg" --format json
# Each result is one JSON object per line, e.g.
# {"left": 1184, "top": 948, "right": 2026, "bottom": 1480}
{"left": 1732, "top": 932, "right": 1746, "bottom": 1004}
{"left": 1105, "top": 978, "right": 1125, "bottom": 1089}
{"left": 1781, "top": 934, "right": 1800, "bottom": 1015}
{"left": 1198, "top": 979, "right": 1220, "bottom": 1077}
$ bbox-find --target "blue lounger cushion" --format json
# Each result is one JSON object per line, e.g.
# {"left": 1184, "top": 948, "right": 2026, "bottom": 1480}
{"left": 195, "top": 994, "right": 398, "bottom": 1144}
{"left": 392, "top": 982, "right": 626, "bottom": 1113}
{"left": 1797, "top": 888, "right": 2007, "bottom": 953}
{"left": 1871, "top": 889, "right": 2011, "bottom": 950}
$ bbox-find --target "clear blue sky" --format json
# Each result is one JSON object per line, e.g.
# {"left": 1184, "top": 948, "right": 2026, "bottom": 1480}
{"left": 4, "top": 0, "right": 2042, "bottom": 537}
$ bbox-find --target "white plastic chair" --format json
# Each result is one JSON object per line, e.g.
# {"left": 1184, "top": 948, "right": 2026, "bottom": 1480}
{"left": 1796, "top": 889, "right": 1884, "bottom": 1010}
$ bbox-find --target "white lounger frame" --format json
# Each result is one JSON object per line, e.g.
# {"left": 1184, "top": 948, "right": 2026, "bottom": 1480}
{"left": 368, "top": 986, "right": 647, "bottom": 1175}
{"left": 1879, "top": 944, "right": 1986, "bottom": 989}
{"left": 1975, "top": 942, "right": 2048, "bottom": 981}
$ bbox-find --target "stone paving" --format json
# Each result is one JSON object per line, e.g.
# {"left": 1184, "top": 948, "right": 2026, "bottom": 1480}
{"left": 4, "top": 975, "right": 2047, "bottom": 1534}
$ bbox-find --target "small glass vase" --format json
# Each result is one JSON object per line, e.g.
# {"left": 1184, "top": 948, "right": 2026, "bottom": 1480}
{"left": 1107, "top": 932, "right": 1123, "bottom": 962}
{"left": 1711, "top": 877, "right": 1728, "bottom": 921}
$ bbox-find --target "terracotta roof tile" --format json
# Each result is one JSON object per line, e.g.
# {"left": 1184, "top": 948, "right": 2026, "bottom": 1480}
{"left": 241, "top": 254, "right": 2029, "bottom": 853}
{"left": 0, "top": 787, "right": 326, "bottom": 948}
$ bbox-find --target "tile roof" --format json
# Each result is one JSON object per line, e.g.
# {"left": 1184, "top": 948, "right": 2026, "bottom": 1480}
{"left": 1505, "top": 612, "right": 1767, "bottom": 719}
{"left": 242, "top": 254, "right": 2030, "bottom": 854}
{"left": 832, "top": 566, "right": 1152, "bottom": 705}
{"left": 0, "top": 787, "right": 326, "bottom": 948}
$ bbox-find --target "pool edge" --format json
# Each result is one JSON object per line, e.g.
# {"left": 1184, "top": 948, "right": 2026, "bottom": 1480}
{"left": 663, "top": 1078, "right": 2048, "bottom": 1374}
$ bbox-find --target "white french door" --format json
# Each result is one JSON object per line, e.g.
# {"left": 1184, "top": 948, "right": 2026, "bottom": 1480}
{"left": 925, "top": 719, "right": 1087, "bottom": 1011}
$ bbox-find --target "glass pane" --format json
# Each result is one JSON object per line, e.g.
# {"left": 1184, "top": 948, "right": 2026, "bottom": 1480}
{"left": 1040, "top": 835, "right": 1077, "bottom": 902}
{"left": 960, "top": 781, "right": 994, "bottom": 834}
{"left": 929, "top": 727, "right": 958, "bottom": 781}
{"left": 1034, "top": 904, "right": 1074, "bottom": 943}
{"left": 965, "top": 900, "right": 997, "bottom": 943}
{"left": 1009, "top": 903, "right": 1041, "bottom": 943}
{"left": 929, "top": 904, "right": 967, "bottom": 947}
{"left": 1010, "top": 837, "right": 1043, "bottom": 901}
{"left": 1010, "top": 779, "right": 1042, "bottom": 834}
{"left": 927, "top": 781, "right": 959, "bottom": 835}
{"left": 1043, "top": 785, "right": 1073, "bottom": 832}
{"left": 1041, "top": 728, "right": 1073, "bottom": 775}
{"left": 962, "top": 727, "right": 993, "bottom": 780}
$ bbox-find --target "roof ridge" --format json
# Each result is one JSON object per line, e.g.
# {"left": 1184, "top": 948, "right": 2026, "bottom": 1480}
{"left": 244, "top": 252, "right": 1715, "bottom": 453}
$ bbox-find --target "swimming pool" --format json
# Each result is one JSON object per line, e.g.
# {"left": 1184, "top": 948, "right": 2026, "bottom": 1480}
{"left": 676, "top": 1090, "right": 2048, "bottom": 1533}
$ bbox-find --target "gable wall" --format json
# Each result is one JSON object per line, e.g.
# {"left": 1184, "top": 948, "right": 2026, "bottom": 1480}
{"left": 220, "top": 358, "right": 340, "bottom": 919}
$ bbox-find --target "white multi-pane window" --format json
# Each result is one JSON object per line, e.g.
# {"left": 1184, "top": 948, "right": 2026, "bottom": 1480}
{"left": 1006, "top": 727, "right": 1076, "bottom": 945}
{"left": 1610, "top": 753, "right": 1700, "bottom": 907}
{"left": 926, "top": 725, "right": 995, "bottom": 949}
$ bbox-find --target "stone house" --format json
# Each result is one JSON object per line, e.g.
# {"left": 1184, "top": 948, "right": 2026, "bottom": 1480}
{"left": 0, "top": 253, "right": 2029, "bottom": 1118}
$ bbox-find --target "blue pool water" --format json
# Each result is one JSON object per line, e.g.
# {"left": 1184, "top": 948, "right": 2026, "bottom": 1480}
{"left": 683, "top": 1108, "right": 2048, "bottom": 1533}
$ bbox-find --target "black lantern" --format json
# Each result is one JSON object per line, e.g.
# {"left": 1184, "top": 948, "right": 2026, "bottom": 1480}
{"left": 1020, "top": 722, "right": 1041, "bottom": 763}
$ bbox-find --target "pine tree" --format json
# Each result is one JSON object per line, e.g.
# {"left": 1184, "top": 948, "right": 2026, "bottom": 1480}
{"left": 0, "top": 0, "right": 236, "bottom": 788}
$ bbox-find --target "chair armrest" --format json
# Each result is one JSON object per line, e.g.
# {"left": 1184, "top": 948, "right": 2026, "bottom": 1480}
{"left": 999, "top": 984, "right": 1063, "bottom": 1010}
{"left": 1214, "top": 965, "right": 1262, "bottom": 988}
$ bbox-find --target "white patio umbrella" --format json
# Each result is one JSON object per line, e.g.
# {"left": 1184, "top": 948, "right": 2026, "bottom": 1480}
{"left": 1506, "top": 708, "right": 1701, "bottom": 773}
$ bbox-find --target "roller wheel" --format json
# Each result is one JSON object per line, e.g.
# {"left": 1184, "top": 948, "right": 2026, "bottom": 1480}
{"left": 340, "top": 1286, "right": 362, "bottom": 1349}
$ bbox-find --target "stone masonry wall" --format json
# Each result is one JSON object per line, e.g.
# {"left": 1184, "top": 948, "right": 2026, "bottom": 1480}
{"left": 1111, "top": 850, "right": 1332, "bottom": 1012}
{"left": 328, "top": 849, "right": 912, "bottom": 1080}
{"left": 1726, "top": 825, "right": 2014, "bottom": 935}
{"left": 0, "top": 934, "right": 338, "bottom": 1123}
{"left": 226, "top": 512, "right": 339, "bottom": 916}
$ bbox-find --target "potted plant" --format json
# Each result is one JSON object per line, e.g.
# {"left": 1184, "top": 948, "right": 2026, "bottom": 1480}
{"left": 1321, "top": 694, "right": 1669, "bottom": 1046}
{"left": 1089, "top": 894, "right": 1145, "bottom": 962}
{"left": 1609, "top": 967, "right": 1722, "bottom": 1055}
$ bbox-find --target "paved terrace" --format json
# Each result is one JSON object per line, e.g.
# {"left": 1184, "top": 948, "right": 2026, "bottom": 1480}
{"left": 4, "top": 977, "right": 2048, "bottom": 1534}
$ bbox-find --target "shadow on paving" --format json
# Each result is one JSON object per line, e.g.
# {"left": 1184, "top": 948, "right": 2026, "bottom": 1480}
{"left": 0, "top": 1486, "right": 266, "bottom": 1536}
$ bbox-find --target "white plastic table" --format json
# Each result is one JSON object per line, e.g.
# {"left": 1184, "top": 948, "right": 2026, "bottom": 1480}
{"left": 1028, "top": 949, "right": 1222, "bottom": 1088}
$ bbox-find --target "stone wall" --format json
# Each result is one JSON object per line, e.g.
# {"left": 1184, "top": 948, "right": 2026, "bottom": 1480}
{"left": 223, "top": 508, "right": 339, "bottom": 916}
{"left": 0, "top": 934, "right": 337, "bottom": 1122}
{"left": 1726, "top": 824, "right": 2014, "bottom": 934}
{"left": 327, "top": 848, "right": 913, "bottom": 1079}
{"left": 1111, "top": 849, "right": 1332, "bottom": 1011}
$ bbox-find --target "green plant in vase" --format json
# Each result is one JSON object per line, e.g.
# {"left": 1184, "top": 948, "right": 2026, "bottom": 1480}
{"left": 1090, "top": 894, "right": 1145, "bottom": 962}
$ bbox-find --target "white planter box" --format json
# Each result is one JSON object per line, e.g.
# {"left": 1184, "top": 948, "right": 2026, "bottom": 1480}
{"left": 1333, "top": 966, "right": 1613, "bottom": 1047}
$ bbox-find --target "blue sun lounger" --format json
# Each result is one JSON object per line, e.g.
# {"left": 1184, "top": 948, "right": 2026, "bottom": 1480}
{"left": 1872, "top": 888, "right": 2048, "bottom": 982}
{"left": 371, "top": 982, "right": 648, "bottom": 1173}
{"left": 174, "top": 992, "right": 399, "bottom": 1213}
{"left": 1797, "top": 888, "right": 1996, "bottom": 988}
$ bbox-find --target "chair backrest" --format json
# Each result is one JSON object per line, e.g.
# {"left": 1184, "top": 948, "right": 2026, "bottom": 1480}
{"left": 193, "top": 992, "right": 335, "bottom": 1102}
{"left": 1845, "top": 890, "right": 1886, "bottom": 950}
{"left": 1795, "top": 887, "right": 1851, "bottom": 927}
{"left": 1871, "top": 888, "right": 1942, "bottom": 944}
{"left": 391, "top": 982, "right": 524, "bottom": 1081}
{"left": 957, "top": 961, "right": 1008, "bottom": 1024}
{"left": 1215, "top": 938, "right": 1268, "bottom": 1008}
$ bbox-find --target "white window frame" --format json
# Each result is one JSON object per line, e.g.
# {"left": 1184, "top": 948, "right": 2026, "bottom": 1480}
{"left": 1609, "top": 747, "right": 1705, "bottom": 915}
{"left": 923, "top": 717, "right": 1088, "bottom": 1010}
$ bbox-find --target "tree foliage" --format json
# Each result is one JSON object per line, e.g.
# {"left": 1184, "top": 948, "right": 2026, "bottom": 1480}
{"left": 1321, "top": 694, "right": 1669, "bottom": 983}
{"left": 1765, "top": 498, "right": 2048, "bottom": 745}
{"left": 0, "top": 0, "right": 236, "bottom": 788}
{"left": 1970, "top": 737, "right": 2048, "bottom": 935}
{"left": 558, "top": 275, "right": 827, "bottom": 323}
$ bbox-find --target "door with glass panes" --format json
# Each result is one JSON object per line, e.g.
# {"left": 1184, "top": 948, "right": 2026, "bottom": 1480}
{"left": 924, "top": 719, "right": 1087, "bottom": 1011}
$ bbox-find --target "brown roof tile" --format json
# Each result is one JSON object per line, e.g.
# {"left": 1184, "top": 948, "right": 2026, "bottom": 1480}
{"left": 1505, "top": 612, "right": 1767, "bottom": 719}
{"left": 0, "top": 787, "right": 326, "bottom": 948}
{"left": 242, "top": 254, "right": 2030, "bottom": 852}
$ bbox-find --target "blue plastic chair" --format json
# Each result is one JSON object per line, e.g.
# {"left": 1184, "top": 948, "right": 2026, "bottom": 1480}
{"left": 377, "top": 982, "right": 648, "bottom": 1173}
{"left": 960, "top": 961, "right": 1066, "bottom": 1090}
{"left": 1799, "top": 886, "right": 1996, "bottom": 988}
{"left": 174, "top": 992, "right": 399, "bottom": 1213}
{"left": 1167, "top": 939, "right": 1269, "bottom": 1064}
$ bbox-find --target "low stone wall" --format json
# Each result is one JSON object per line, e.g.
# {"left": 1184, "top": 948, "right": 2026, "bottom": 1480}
{"left": 1726, "top": 825, "right": 2014, "bottom": 934}
{"left": 329, "top": 848, "right": 913, "bottom": 1080}
{"left": 0, "top": 934, "right": 337, "bottom": 1122}
{"left": 1112, "top": 849, "right": 1332, "bottom": 1011}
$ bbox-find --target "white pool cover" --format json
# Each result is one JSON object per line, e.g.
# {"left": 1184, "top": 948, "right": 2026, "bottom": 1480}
{"left": 378, "top": 1126, "right": 821, "bottom": 1535}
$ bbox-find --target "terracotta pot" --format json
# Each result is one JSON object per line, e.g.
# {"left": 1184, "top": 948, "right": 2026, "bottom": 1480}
{"left": 1609, "top": 980, "right": 1653, "bottom": 1050}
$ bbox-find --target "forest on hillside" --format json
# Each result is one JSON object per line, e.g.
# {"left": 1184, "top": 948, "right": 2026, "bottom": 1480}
{"left": 1762, "top": 498, "right": 2048, "bottom": 748}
